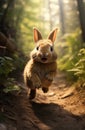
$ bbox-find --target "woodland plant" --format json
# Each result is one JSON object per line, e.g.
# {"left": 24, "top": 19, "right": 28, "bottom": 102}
{"left": 0, "top": 56, "right": 14, "bottom": 81}
{"left": 58, "top": 29, "right": 84, "bottom": 81}
{"left": 0, "top": 56, "right": 20, "bottom": 93}
{"left": 68, "top": 48, "right": 85, "bottom": 82}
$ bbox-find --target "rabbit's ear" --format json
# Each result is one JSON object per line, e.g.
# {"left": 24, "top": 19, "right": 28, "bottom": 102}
{"left": 48, "top": 28, "right": 58, "bottom": 43}
{"left": 33, "top": 27, "right": 42, "bottom": 43}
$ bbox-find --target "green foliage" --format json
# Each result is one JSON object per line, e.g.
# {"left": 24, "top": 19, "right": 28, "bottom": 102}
{"left": 68, "top": 48, "right": 85, "bottom": 81}
{"left": 58, "top": 29, "right": 83, "bottom": 81}
{"left": 3, "top": 83, "right": 20, "bottom": 93}
{"left": 0, "top": 56, "right": 14, "bottom": 79}
{"left": 0, "top": 56, "right": 15, "bottom": 89}
{"left": 0, "top": 56, "right": 21, "bottom": 93}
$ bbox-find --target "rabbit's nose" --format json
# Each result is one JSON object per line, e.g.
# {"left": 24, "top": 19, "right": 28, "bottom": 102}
{"left": 45, "top": 53, "right": 49, "bottom": 56}
{"left": 38, "top": 52, "right": 48, "bottom": 57}
{"left": 43, "top": 53, "right": 49, "bottom": 57}
{"left": 41, "top": 54, "right": 47, "bottom": 57}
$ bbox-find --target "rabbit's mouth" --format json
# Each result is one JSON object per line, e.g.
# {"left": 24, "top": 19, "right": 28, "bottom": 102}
{"left": 41, "top": 57, "right": 48, "bottom": 62}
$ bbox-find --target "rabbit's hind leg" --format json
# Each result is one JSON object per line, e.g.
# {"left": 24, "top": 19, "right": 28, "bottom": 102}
{"left": 42, "top": 87, "right": 49, "bottom": 93}
{"left": 42, "top": 79, "right": 51, "bottom": 93}
{"left": 29, "top": 89, "right": 36, "bottom": 99}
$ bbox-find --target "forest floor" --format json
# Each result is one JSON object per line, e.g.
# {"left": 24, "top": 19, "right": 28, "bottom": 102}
{"left": 0, "top": 72, "right": 85, "bottom": 130}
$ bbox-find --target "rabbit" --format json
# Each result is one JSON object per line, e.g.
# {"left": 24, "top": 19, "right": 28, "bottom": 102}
{"left": 23, "top": 27, "right": 58, "bottom": 99}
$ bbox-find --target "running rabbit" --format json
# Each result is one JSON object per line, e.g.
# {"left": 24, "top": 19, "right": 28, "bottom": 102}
{"left": 23, "top": 27, "right": 58, "bottom": 99}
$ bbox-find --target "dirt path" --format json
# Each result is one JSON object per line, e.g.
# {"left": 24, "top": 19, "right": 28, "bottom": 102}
{"left": 0, "top": 73, "right": 85, "bottom": 130}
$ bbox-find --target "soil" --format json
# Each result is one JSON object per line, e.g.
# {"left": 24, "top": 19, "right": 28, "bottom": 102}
{"left": 0, "top": 72, "right": 85, "bottom": 130}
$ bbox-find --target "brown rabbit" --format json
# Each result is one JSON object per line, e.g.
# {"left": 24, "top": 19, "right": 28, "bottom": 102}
{"left": 23, "top": 27, "right": 58, "bottom": 99}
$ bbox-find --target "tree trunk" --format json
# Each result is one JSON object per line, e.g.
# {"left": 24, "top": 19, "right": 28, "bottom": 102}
{"left": 77, "top": 0, "right": 85, "bottom": 42}
{"left": 0, "top": 0, "right": 15, "bottom": 36}
{"left": 48, "top": 0, "right": 53, "bottom": 31}
{"left": 58, "top": 0, "right": 65, "bottom": 35}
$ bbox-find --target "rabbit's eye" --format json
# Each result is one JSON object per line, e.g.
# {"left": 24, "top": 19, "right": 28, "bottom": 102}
{"left": 36, "top": 46, "right": 39, "bottom": 50}
{"left": 50, "top": 46, "right": 53, "bottom": 52}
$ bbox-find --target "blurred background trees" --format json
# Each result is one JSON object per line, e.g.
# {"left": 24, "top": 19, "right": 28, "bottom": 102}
{"left": 0, "top": 0, "right": 85, "bottom": 91}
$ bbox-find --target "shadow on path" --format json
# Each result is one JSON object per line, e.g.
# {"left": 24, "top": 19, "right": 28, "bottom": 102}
{"left": 31, "top": 101, "right": 84, "bottom": 130}
{"left": 1, "top": 74, "right": 85, "bottom": 130}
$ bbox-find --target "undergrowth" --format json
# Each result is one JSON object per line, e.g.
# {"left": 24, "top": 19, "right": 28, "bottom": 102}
{"left": 57, "top": 29, "right": 85, "bottom": 86}
{"left": 0, "top": 55, "right": 22, "bottom": 93}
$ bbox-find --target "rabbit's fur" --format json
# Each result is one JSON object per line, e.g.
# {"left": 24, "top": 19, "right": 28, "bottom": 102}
{"left": 23, "top": 28, "right": 58, "bottom": 99}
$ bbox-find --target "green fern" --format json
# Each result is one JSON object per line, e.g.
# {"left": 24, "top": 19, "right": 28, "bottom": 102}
{"left": 0, "top": 56, "right": 14, "bottom": 78}
{"left": 68, "top": 48, "right": 85, "bottom": 80}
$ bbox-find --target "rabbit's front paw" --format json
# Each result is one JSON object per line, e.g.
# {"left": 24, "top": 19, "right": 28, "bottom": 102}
{"left": 33, "top": 80, "right": 41, "bottom": 89}
{"left": 31, "top": 74, "right": 41, "bottom": 89}
{"left": 46, "top": 74, "right": 53, "bottom": 81}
